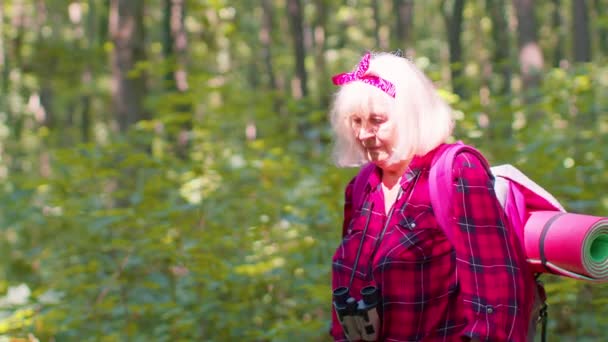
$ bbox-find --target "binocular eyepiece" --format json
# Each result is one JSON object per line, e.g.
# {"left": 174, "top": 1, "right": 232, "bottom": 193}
{"left": 333, "top": 286, "right": 380, "bottom": 341}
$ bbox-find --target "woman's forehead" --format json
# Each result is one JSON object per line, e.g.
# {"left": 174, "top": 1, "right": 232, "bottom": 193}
{"left": 335, "top": 81, "right": 395, "bottom": 119}
{"left": 344, "top": 91, "right": 391, "bottom": 115}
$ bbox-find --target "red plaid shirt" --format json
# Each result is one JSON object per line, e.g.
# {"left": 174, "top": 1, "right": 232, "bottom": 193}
{"left": 331, "top": 148, "right": 536, "bottom": 341}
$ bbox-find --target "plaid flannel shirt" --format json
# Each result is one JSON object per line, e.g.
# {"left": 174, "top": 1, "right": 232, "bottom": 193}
{"left": 331, "top": 150, "right": 536, "bottom": 341}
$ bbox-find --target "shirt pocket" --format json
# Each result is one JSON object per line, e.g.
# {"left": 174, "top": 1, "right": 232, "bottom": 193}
{"left": 332, "top": 209, "right": 374, "bottom": 283}
{"left": 382, "top": 207, "right": 453, "bottom": 262}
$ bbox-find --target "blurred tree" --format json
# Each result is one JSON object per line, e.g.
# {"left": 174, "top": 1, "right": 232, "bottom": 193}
{"left": 34, "top": 1, "right": 53, "bottom": 131}
{"left": 441, "top": 0, "right": 466, "bottom": 98}
{"left": 109, "top": 0, "right": 147, "bottom": 132}
{"left": 371, "top": 0, "right": 383, "bottom": 49}
{"left": 261, "top": 0, "right": 278, "bottom": 93}
{"left": 513, "top": 0, "right": 544, "bottom": 95}
{"left": 486, "top": 0, "right": 512, "bottom": 96}
{"left": 551, "top": 0, "right": 565, "bottom": 67}
{"left": 392, "top": 0, "right": 414, "bottom": 53}
{"left": 0, "top": 0, "right": 7, "bottom": 115}
{"left": 573, "top": 0, "right": 592, "bottom": 62}
{"left": 80, "top": 0, "right": 100, "bottom": 143}
{"left": 286, "top": 0, "right": 307, "bottom": 99}
{"left": 595, "top": 0, "right": 608, "bottom": 55}
{"left": 8, "top": 0, "right": 26, "bottom": 140}
{"left": 162, "top": 0, "right": 191, "bottom": 158}
{"left": 0, "top": 2, "right": 10, "bottom": 117}
{"left": 313, "top": 0, "right": 329, "bottom": 107}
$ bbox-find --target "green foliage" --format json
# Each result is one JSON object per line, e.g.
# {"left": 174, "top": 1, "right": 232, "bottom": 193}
{"left": 0, "top": 118, "right": 350, "bottom": 341}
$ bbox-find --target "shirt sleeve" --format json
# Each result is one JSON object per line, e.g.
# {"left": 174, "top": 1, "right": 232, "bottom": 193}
{"left": 450, "top": 152, "right": 528, "bottom": 341}
{"left": 330, "top": 177, "right": 356, "bottom": 341}
{"left": 341, "top": 177, "right": 356, "bottom": 237}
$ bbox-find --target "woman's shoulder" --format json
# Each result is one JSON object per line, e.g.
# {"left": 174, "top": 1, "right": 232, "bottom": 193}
{"left": 453, "top": 149, "right": 487, "bottom": 168}
{"left": 450, "top": 148, "right": 494, "bottom": 186}
{"left": 432, "top": 142, "right": 491, "bottom": 173}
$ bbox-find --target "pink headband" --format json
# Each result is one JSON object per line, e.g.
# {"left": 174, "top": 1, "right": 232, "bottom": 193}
{"left": 331, "top": 52, "right": 396, "bottom": 98}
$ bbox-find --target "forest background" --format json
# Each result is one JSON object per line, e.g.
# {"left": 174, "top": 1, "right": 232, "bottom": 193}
{"left": 0, "top": 0, "right": 607, "bottom": 341}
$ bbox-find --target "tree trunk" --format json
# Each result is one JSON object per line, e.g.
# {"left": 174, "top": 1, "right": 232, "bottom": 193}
{"left": 393, "top": 0, "right": 414, "bottom": 52}
{"left": 162, "top": 0, "right": 174, "bottom": 87}
{"left": 81, "top": 0, "right": 99, "bottom": 142}
{"left": 10, "top": 0, "right": 24, "bottom": 71}
{"left": 371, "top": 0, "right": 382, "bottom": 49}
{"left": 36, "top": 1, "right": 60, "bottom": 133}
{"left": 513, "top": 0, "right": 543, "bottom": 93}
{"left": 9, "top": 0, "right": 25, "bottom": 140}
{"left": 0, "top": 1, "right": 7, "bottom": 109}
{"left": 572, "top": 1, "right": 595, "bottom": 130}
{"left": 162, "top": 0, "right": 191, "bottom": 157}
{"left": 39, "top": 84, "right": 54, "bottom": 129}
{"left": 257, "top": 0, "right": 285, "bottom": 132}
{"left": 99, "top": 0, "right": 110, "bottom": 44}
{"left": 109, "top": 0, "right": 147, "bottom": 132}
{"left": 572, "top": 0, "right": 591, "bottom": 62}
{"left": 552, "top": 0, "right": 565, "bottom": 67}
{"left": 313, "top": 0, "right": 329, "bottom": 107}
{"left": 442, "top": 0, "right": 466, "bottom": 98}
{"left": 171, "top": 0, "right": 188, "bottom": 92}
{"left": 595, "top": 0, "right": 608, "bottom": 55}
{"left": 261, "top": 0, "right": 278, "bottom": 91}
{"left": 486, "top": 0, "right": 511, "bottom": 96}
{"left": 81, "top": 79, "right": 92, "bottom": 142}
{"left": 286, "top": 0, "right": 307, "bottom": 99}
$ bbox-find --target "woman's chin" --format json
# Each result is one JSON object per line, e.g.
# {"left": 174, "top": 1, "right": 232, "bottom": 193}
{"left": 366, "top": 151, "right": 389, "bottom": 165}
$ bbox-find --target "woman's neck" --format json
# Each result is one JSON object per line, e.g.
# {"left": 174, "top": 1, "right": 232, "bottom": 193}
{"left": 380, "top": 159, "right": 410, "bottom": 188}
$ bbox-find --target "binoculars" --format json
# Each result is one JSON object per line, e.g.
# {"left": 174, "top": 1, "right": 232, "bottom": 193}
{"left": 333, "top": 286, "right": 380, "bottom": 341}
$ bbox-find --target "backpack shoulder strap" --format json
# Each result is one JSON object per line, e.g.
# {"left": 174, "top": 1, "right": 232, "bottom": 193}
{"left": 428, "top": 142, "right": 491, "bottom": 244}
{"left": 352, "top": 163, "right": 376, "bottom": 211}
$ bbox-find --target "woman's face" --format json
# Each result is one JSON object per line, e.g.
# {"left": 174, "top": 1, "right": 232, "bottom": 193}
{"left": 350, "top": 102, "right": 398, "bottom": 168}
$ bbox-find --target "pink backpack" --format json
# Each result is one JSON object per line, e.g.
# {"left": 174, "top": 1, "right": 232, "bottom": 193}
{"left": 428, "top": 143, "right": 564, "bottom": 245}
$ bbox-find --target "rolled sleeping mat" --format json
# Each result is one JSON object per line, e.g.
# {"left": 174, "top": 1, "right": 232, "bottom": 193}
{"left": 524, "top": 211, "right": 608, "bottom": 282}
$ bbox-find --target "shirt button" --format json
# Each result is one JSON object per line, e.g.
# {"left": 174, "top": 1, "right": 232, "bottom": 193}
{"left": 487, "top": 307, "right": 494, "bottom": 314}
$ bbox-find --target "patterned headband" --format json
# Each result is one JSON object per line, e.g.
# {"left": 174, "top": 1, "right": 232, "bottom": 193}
{"left": 331, "top": 52, "right": 396, "bottom": 98}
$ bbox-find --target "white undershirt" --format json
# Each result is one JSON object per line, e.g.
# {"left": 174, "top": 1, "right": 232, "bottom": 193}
{"left": 381, "top": 182, "right": 402, "bottom": 215}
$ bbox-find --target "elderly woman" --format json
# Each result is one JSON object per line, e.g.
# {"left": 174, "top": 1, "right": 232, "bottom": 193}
{"left": 328, "top": 52, "right": 537, "bottom": 341}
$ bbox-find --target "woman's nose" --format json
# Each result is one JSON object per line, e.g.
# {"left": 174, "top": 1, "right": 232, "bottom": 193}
{"left": 358, "top": 126, "right": 376, "bottom": 140}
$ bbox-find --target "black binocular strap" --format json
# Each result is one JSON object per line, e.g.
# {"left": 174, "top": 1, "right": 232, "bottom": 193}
{"left": 538, "top": 212, "right": 567, "bottom": 273}
{"left": 537, "top": 212, "right": 566, "bottom": 342}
